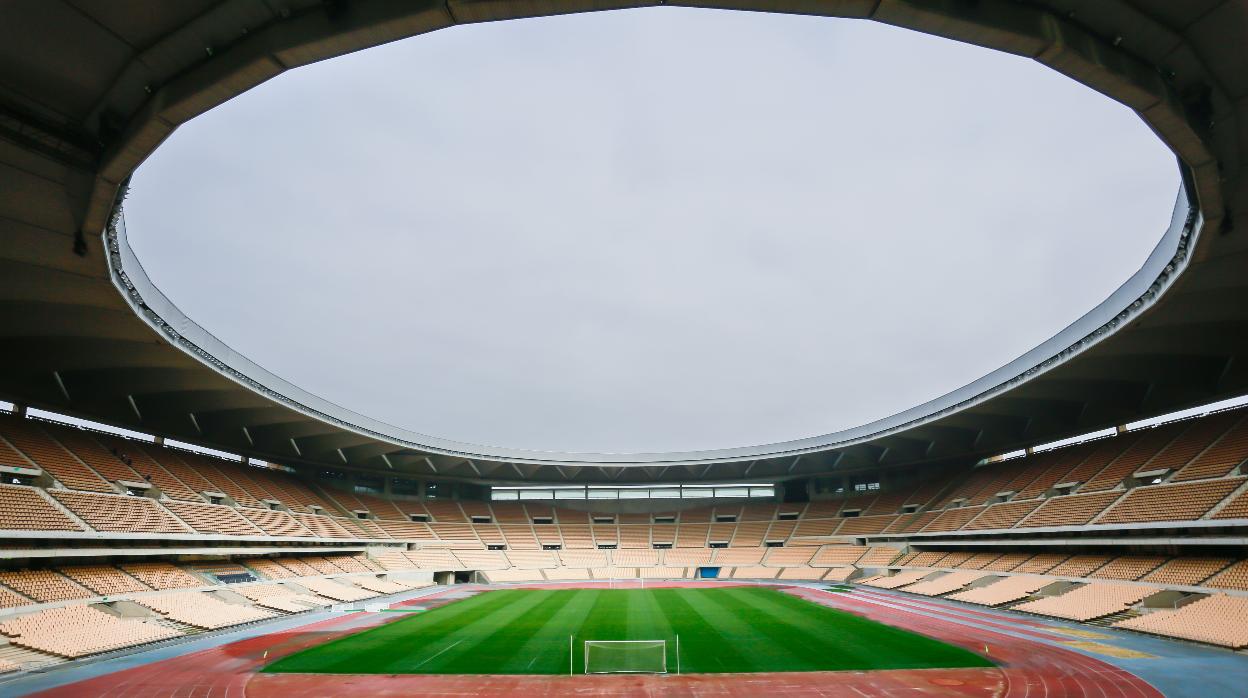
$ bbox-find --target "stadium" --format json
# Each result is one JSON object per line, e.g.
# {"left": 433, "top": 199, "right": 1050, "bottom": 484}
{"left": 2, "top": 0, "right": 1248, "bottom": 695}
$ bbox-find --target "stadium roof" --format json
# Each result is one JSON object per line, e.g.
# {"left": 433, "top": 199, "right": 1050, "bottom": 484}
{"left": 1, "top": 0, "right": 1247, "bottom": 484}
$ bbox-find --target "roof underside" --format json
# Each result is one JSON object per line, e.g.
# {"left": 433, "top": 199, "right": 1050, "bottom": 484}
{"left": 1, "top": 0, "right": 1247, "bottom": 484}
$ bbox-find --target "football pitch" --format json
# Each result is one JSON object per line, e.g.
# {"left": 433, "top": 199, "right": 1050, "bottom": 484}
{"left": 263, "top": 587, "right": 993, "bottom": 675}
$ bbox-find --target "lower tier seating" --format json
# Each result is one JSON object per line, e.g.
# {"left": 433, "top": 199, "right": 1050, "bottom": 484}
{"left": 136, "top": 592, "right": 276, "bottom": 629}
{"left": 1011, "top": 582, "right": 1155, "bottom": 621}
{"left": 0, "top": 605, "right": 180, "bottom": 657}
{"left": 1114, "top": 594, "right": 1248, "bottom": 649}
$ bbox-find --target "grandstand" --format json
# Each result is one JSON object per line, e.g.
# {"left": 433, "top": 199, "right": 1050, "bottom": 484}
{"left": 2, "top": 0, "right": 1248, "bottom": 696}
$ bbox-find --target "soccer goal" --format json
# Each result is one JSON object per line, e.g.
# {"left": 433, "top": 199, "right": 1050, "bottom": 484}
{"left": 583, "top": 640, "right": 668, "bottom": 674}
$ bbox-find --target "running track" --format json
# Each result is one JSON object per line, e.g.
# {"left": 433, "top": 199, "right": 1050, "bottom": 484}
{"left": 24, "top": 582, "right": 1163, "bottom": 697}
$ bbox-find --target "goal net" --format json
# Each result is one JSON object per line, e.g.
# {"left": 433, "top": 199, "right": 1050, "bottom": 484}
{"left": 583, "top": 640, "right": 667, "bottom": 674}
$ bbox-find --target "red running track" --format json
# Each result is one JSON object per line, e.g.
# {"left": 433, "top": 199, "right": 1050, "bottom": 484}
{"left": 30, "top": 583, "right": 1162, "bottom": 697}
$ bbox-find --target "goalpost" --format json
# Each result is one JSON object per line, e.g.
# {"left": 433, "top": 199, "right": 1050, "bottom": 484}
{"left": 583, "top": 640, "right": 668, "bottom": 674}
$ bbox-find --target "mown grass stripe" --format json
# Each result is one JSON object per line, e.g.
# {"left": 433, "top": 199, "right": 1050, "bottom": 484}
{"left": 650, "top": 588, "right": 758, "bottom": 673}
{"left": 497, "top": 589, "right": 598, "bottom": 674}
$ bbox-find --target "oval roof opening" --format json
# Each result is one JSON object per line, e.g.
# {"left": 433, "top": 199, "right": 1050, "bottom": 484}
{"left": 125, "top": 8, "right": 1178, "bottom": 455}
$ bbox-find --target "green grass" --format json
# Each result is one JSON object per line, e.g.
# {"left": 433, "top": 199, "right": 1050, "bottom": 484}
{"left": 263, "top": 587, "right": 991, "bottom": 675}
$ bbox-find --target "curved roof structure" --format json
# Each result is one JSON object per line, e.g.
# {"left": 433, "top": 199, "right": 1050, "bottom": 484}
{"left": 1, "top": 0, "right": 1246, "bottom": 484}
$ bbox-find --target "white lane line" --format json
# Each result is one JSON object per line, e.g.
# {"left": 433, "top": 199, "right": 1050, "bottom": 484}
{"left": 412, "top": 639, "right": 465, "bottom": 669}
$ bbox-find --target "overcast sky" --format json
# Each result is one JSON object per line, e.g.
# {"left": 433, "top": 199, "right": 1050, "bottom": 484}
{"left": 126, "top": 8, "right": 1178, "bottom": 456}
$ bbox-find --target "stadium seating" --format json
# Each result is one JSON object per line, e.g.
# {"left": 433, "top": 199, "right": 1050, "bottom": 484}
{"left": 1, "top": 402, "right": 1247, "bottom": 662}
{"left": 946, "top": 575, "right": 1050, "bottom": 606}
{"left": 1115, "top": 594, "right": 1248, "bottom": 649}
{"left": 1141, "top": 558, "right": 1232, "bottom": 587}
{"left": 1095, "top": 478, "right": 1245, "bottom": 524}
{"left": 297, "top": 578, "right": 378, "bottom": 602}
{"left": 0, "top": 605, "right": 180, "bottom": 657}
{"left": 235, "top": 584, "right": 334, "bottom": 612}
{"left": 50, "top": 490, "right": 191, "bottom": 534}
{"left": 1017, "top": 491, "right": 1123, "bottom": 528}
{"left": 0, "top": 484, "right": 82, "bottom": 532}
{"left": 902, "top": 571, "right": 987, "bottom": 596}
{"left": 161, "top": 500, "right": 262, "bottom": 535}
{"left": 137, "top": 592, "right": 275, "bottom": 629}
{"left": 57, "top": 566, "right": 149, "bottom": 595}
{"left": 1010, "top": 583, "right": 1155, "bottom": 621}
{"left": 119, "top": 562, "right": 203, "bottom": 590}
{"left": 0, "top": 585, "right": 32, "bottom": 609}
{"left": 861, "top": 570, "right": 932, "bottom": 589}
{"left": 0, "top": 418, "right": 114, "bottom": 492}
{"left": 0, "top": 569, "right": 91, "bottom": 602}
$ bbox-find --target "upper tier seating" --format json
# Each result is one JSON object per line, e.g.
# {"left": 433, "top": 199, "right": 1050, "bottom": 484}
{"left": 1095, "top": 478, "right": 1244, "bottom": 524}
{"left": 93, "top": 435, "right": 200, "bottom": 501}
{"left": 50, "top": 490, "right": 191, "bottom": 534}
{"left": 0, "top": 418, "right": 112, "bottom": 492}
{"left": 1171, "top": 414, "right": 1248, "bottom": 481}
{"left": 239, "top": 508, "right": 313, "bottom": 537}
{"left": 57, "top": 565, "right": 149, "bottom": 595}
{"left": 1145, "top": 412, "right": 1239, "bottom": 480}
{"left": 963, "top": 500, "right": 1041, "bottom": 530}
{"left": 1079, "top": 423, "right": 1180, "bottom": 492}
{"left": 0, "top": 569, "right": 91, "bottom": 602}
{"left": 0, "top": 483, "right": 82, "bottom": 532}
{"left": 921, "top": 506, "right": 987, "bottom": 532}
{"left": 119, "top": 562, "right": 204, "bottom": 589}
{"left": 1013, "top": 447, "right": 1096, "bottom": 500}
{"left": 1140, "top": 558, "right": 1232, "bottom": 587}
{"left": 52, "top": 429, "right": 144, "bottom": 486}
{"left": 1060, "top": 436, "right": 1137, "bottom": 489}
{"left": 162, "top": 500, "right": 264, "bottom": 535}
{"left": 1213, "top": 485, "right": 1248, "bottom": 519}
{"left": 1017, "top": 491, "right": 1123, "bottom": 528}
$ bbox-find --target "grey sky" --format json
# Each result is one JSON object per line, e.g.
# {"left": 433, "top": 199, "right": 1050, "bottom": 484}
{"left": 126, "top": 8, "right": 1178, "bottom": 455}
